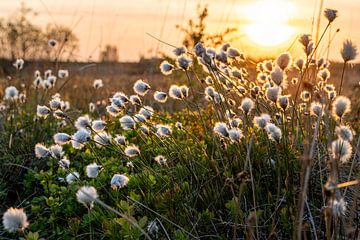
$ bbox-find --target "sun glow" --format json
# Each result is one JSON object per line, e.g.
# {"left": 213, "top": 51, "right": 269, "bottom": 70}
{"left": 242, "top": 0, "right": 296, "bottom": 46}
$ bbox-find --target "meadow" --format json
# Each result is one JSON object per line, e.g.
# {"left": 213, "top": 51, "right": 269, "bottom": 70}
{"left": 1, "top": 6, "right": 360, "bottom": 240}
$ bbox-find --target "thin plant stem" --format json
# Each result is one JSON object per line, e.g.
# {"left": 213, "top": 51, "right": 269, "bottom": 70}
{"left": 88, "top": 207, "right": 93, "bottom": 240}
{"left": 338, "top": 61, "right": 347, "bottom": 96}
{"left": 297, "top": 108, "right": 322, "bottom": 239}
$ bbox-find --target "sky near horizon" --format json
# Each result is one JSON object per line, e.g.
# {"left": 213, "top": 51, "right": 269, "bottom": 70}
{"left": 0, "top": 0, "right": 359, "bottom": 62}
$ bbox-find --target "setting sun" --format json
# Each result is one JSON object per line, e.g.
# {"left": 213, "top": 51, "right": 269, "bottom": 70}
{"left": 242, "top": 0, "right": 296, "bottom": 46}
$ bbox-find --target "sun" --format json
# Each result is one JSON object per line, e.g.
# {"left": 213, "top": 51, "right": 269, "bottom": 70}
{"left": 241, "top": 0, "right": 296, "bottom": 46}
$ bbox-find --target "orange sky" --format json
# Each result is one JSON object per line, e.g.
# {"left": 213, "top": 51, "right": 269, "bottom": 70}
{"left": 0, "top": 0, "right": 359, "bottom": 62}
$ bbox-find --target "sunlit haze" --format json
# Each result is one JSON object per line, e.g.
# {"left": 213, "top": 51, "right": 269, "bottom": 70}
{"left": 0, "top": 0, "right": 359, "bottom": 62}
{"left": 241, "top": 0, "right": 296, "bottom": 46}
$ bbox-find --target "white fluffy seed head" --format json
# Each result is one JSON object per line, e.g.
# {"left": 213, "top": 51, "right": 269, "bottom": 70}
{"left": 213, "top": 122, "right": 229, "bottom": 138}
{"left": 126, "top": 161, "right": 134, "bottom": 168}
{"left": 257, "top": 72, "right": 268, "bottom": 83}
{"left": 44, "top": 69, "right": 52, "bottom": 79}
{"left": 156, "top": 124, "right": 172, "bottom": 137}
{"left": 13, "top": 59, "right": 24, "bottom": 70}
{"left": 113, "top": 91, "right": 129, "bottom": 103}
{"left": 295, "top": 58, "right": 305, "bottom": 71}
{"left": 335, "top": 125, "right": 354, "bottom": 142}
{"left": 94, "top": 132, "right": 112, "bottom": 147}
{"left": 154, "top": 91, "right": 168, "bottom": 103}
{"left": 61, "top": 101, "right": 70, "bottom": 111}
{"left": 59, "top": 157, "right": 70, "bottom": 169}
{"left": 266, "top": 86, "right": 281, "bottom": 103}
{"left": 332, "top": 96, "right": 351, "bottom": 120}
{"left": 277, "top": 95, "right": 290, "bottom": 111}
{"left": 324, "top": 84, "right": 335, "bottom": 93}
{"left": 76, "top": 186, "right": 98, "bottom": 209}
{"left": 4, "top": 86, "right": 19, "bottom": 100}
{"left": 47, "top": 76, "right": 57, "bottom": 87}
{"left": 49, "top": 144, "right": 64, "bottom": 159}
{"left": 35, "top": 143, "right": 50, "bottom": 158}
{"left": 139, "top": 106, "right": 154, "bottom": 119}
{"left": 17, "top": 92, "right": 25, "bottom": 102}
{"left": 71, "top": 139, "right": 83, "bottom": 149}
{"left": 176, "top": 54, "right": 192, "bottom": 70}
{"left": 180, "top": 85, "right": 189, "bottom": 98}
{"left": 317, "top": 68, "right": 330, "bottom": 81}
{"left": 324, "top": 8, "right": 338, "bottom": 23}
{"left": 42, "top": 80, "right": 52, "bottom": 90}
{"left": 310, "top": 102, "right": 323, "bottom": 117}
{"left": 132, "top": 114, "right": 146, "bottom": 124}
{"left": 300, "top": 91, "right": 311, "bottom": 102}
{"left": 265, "top": 123, "right": 282, "bottom": 142}
{"left": 173, "top": 46, "right": 187, "bottom": 56}
{"left": 49, "top": 98, "right": 62, "bottom": 110}
{"left": 332, "top": 198, "right": 347, "bottom": 217}
{"left": 228, "top": 128, "right": 243, "bottom": 142}
{"left": 34, "top": 70, "right": 41, "bottom": 78}
{"left": 169, "top": 85, "right": 183, "bottom": 100}
{"left": 48, "top": 39, "right": 57, "bottom": 47}
{"left": 119, "top": 115, "right": 136, "bottom": 130}
{"left": 254, "top": 113, "right": 271, "bottom": 129}
{"left": 111, "top": 174, "right": 129, "bottom": 190}
{"left": 175, "top": 122, "right": 183, "bottom": 129}
{"left": 306, "top": 41, "right": 314, "bottom": 55}
{"left": 93, "top": 79, "right": 104, "bottom": 89}
{"left": 58, "top": 69, "right": 68, "bottom": 78}
{"left": 110, "top": 98, "right": 126, "bottom": 111}
{"left": 140, "top": 125, "right": 150, "bottom": 135}
{"left": 160, "top": 60, "right": 174, "bottom": 75}
{"left": 215, "top": 50, "right": 229, "bottom": 64}
{"left": 341, "top": 39, "right": 358, "bottom": 62}
{"left": 2, "top": 207, "right": 28, "bottom": 233}
{"left": 154, "top": 155, "right": 167, "bottom": 166}
{"left": 33, "top": 77, "right": 43, "bottom": 88}
{"left": 240, "top": 97, "right": 254, "bottom": 115}
{"left": 125, "top": 145, "right": 140, "bottom": 157}
{"left": 193, "top": 42, "right": 205, "bottom": 56}
{"left": 299, "top": 34, "right": 312, "bottom": 48}
{"left": 73, "top": 128, "right": 91, "bottom": 144}
{"left": 227, "top": 47, "right": 242, "bottom": 58}
{"left": 86, "top": 163, "right": 102, "bottom": 178}
{"left": 205, "top": 86, "right": 216, "bottom": 97}
{"left": 91, "top": 120, "right": 106, "bottom": 132}
{"left": 276, "top": 52, "right": 292, "bottom": 70}
{"left": 331, "top": 139, "right": 352, "bottom": 163}
{"left": 66, "top": 172, "right": 80, "bottom": 184}
{"left": 230, "top": 118, "right": 242, "bottom": 128}
{"left": 133, "top": 79, "right": 150, "bottom": 96}
{"left": 205, "top": 76, "right": 214, "bottom": 85}
{"left": 53, "top": 109, "right": 66, "bottom": 119}
{"left": 37, "top": 105, "right": 51, "bottom": 118}
{"left": 106, "top": 105, "right": 121, "bottom": 117}
{"left": 263, "top": 60, "right": 273, "bottom": 72}
{"left": 75, "top": 115, "right": 91, "bottom": 130}
{"left": 114, "top": 135, "right": 126, "bottom": 146}
{"left": 87, "top": 103, "right": 98, "bottom": 113}
{"left": 130, "top": 95, "right": 142, "bottom": 105}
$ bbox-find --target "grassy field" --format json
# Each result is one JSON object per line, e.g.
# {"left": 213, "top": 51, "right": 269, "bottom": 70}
{"left": 1, "top": 10, "right": 360, "bottom": 240}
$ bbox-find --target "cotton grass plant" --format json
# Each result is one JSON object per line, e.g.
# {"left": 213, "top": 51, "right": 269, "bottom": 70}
{"left": 0, "top": 7, "right": 359, "bottom": 240}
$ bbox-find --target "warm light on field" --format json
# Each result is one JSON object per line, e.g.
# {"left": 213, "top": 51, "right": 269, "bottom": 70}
{"left": 242, "top": 0, "right": 296, "bottom": 46}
